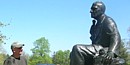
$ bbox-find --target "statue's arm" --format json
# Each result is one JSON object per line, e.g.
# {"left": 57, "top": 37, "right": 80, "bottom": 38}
{"left": 105, "top": 18, "right": 121, "bottom": 55}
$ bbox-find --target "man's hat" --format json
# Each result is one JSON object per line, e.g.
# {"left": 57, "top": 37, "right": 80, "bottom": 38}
{"left": 11, "top": 41, "right": 24, "bottom": 49}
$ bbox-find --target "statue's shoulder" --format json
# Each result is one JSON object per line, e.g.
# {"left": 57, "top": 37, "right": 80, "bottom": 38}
{"left": 102, "top": 15, "right": 118, "bottom": 33}
{"left": 104, "top": 15, "right": 115, "bottom": 23}
{"left": 103, "top": 15, "right": 117, "bottom": 27}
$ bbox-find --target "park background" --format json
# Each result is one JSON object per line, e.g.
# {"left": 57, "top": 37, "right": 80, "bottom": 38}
{"left": 0, "top": 0, "right": 130, "bottom": 65}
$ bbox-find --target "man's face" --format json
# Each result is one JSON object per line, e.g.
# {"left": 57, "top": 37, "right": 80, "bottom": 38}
{"left": 90, "top": 4, "right": 102, "bottom": 18}
{"left": 13, "top": 47, "right": 23, "bottom": 55}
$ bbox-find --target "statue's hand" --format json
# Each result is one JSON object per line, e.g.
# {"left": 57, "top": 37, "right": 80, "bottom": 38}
{"left": 102, "top": 51, "right": 114, "bottom": 64}
{"left": 104, "top": 51, "right": 114, "bottom": 60}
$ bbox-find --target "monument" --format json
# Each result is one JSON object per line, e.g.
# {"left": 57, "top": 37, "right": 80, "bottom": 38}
{"left": 70, "top": 1, "right": 121, "bottom": 65}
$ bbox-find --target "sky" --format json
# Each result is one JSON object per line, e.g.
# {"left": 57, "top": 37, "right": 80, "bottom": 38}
{"left": 1, "top": 0, "right": 130, "bottom": 56}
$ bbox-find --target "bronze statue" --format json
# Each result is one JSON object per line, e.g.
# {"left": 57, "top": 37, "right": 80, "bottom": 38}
{"left": 70, "top": 1, "right": 121, "bottom": 65}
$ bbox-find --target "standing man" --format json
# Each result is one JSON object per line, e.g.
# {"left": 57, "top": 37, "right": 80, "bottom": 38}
{"left": 70, "top": 1, "right": 121, "bottom": 65}
{"left": 4, "top": 42, "right": 27, "bottom": 65}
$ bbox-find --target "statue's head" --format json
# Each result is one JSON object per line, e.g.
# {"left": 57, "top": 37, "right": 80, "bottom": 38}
{"left": 90, "top": 1, "right": 106, "bottom": 19}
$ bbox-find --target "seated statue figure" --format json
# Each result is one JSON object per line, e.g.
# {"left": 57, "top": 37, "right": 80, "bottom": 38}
{"left": 70, "top": 1, "right": 121, "bottom": 65}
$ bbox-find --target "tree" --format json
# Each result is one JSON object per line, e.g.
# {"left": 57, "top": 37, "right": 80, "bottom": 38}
{"left": 127, "top": 27, "right": 130, "bottom": 52}
{"left": 0, "top": 53, "right": 7, "bottom": 65}
{"left": 119, "top": 40, "right": 129, "bottom": 65}
{"left": 127, "top": 27, "right": 130, "bottom": 64}
{"left": 0, "top": 22, "right": 7, "bottom": 53}
{"left": 0, "top": 22, "right": 8, "bottom": 65}
{"left": 52, "top": 50, "right": 70, "bottom": 65}
{"left": 28, "top": 37, "right": 52, "bottom": 65}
